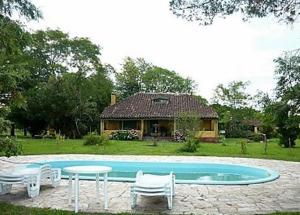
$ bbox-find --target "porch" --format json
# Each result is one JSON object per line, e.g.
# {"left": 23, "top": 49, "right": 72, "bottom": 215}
{"left": 100, "top": 119, "right": 219, "bottom": 142}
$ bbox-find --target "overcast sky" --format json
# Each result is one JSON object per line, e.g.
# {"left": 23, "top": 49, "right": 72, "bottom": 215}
{"left": 29, "top": 0, "right": 299, "bottom": 100}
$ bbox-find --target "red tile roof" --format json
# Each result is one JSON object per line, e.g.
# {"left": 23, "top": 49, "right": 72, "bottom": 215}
{"left": 100, "top": 93, "right": 218, "bottom": 119}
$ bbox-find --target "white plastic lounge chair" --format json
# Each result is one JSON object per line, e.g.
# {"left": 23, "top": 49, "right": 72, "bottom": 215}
{"left": 131, "top": 170, "right": 175, "bottom": 209}
{"left": 39, "top": 164, "right": 61, "bottom": 187}
{"left": 0, "top": 164, "right": 61, "bottom": 198}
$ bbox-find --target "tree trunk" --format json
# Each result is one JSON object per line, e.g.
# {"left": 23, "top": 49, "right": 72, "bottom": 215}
{"left": 10, "top": 123, "right": 15, "bottom": 137}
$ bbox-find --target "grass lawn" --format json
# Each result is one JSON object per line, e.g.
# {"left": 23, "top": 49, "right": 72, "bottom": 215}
{"left": 11, "top": 137, "right": 300, "bottom": 162}
{"left": 0, "top": 202, "right": 299, "bottom": 215}
{"left": 0, "top": 201, "right": 128, "bottom": 215}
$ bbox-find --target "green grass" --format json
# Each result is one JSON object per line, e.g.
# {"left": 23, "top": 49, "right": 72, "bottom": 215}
{"left": 0, "top": 201, "right": 129, "bottom": 215}
{"left": 11, "top": 137, "right": 300, "bottom": 162}
{"left": 0, "top": 201, "right": 299, "bottom": 215}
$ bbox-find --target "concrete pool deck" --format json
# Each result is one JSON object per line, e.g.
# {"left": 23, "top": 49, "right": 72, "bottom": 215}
{"left": 0, "top": 155, "right": 299, "bottom": 214}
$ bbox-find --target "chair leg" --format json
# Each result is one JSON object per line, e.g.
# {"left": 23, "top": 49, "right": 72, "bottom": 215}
{"left": 51, "top": 169, "right": 61, "bottom": 187}
{"left": 130, "top": 188, "right": 137, "bottom": 209}
{"left": 27, "top": 174, "right": 40, "bottom": 198}
{"left": 172, "top": 175, "right": 175, "bottom": 196}
{"left": 167, "top": 193, "right": 172, "bottom": 209}
{"left": 0, "top": 184, "right": 12, "bottom": 195}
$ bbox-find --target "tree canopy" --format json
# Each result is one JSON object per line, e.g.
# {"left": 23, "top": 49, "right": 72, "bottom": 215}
{"left": 272, "top": 49, "right": 300, "bottom": 147}
{"left": 116, "top": 57, "right": 195, "bottom": 99}
{"left": 212, "top": 80, "right": 250, "bottom": 108}
{"left": 0, "top": 0, "right": 41, "bottom": 156}
{"left": 0, "top": 0, "right": 41, "bottom": 20}
{"left": 8, "top": 29, "right": 113, "bottom": 138}
{"left": 169, "top": 0, "right": 299, "bottom": 25}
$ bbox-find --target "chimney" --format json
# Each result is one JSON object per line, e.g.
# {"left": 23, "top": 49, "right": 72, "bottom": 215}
{"left": 111, "top": 94, "right": 116, "bottom": 105}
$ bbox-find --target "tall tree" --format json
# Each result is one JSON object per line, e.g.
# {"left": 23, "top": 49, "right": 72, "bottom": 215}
{"left": 24, "top": 29, "right": 103, "bottom": 88}
{"left": 143, "top": 66, "right": 195, "bottom": 94}
{"left": 170, "top": 0, "right": 299, "bottom": 25}
{"left": 275, "top": 49, "right": 300, "bottom": 110}
{"left": 273, "top": 49, "right": 300, "bottom": 147}
{"left": 0, "top": 0, "right": 41, "bottom": 156}
{"left": 9, "top": 29, "right": 112, "bottom": 138}
{"left": 18, "top": 69, "right": 113, "bottom": 138}
{"left": 212, "top": 81, "right": 250, "bottom": 108}
{"left": 116, "top": 57, "right": 195, "bottom": 98}
{"left": 115, "top": 57, "right": 151, "bottom": 99}
{"left": 0, "top": 0, "right": 41, "bottom": 20}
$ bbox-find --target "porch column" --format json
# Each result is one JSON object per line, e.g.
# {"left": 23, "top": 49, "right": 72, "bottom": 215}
{"left": 140, "top": 119, "right": 144, "bottom": 140}
{"left": 213, "top": 120, "right": 219, "bottom": 136}
{"left": 254, "top": 126, "right": 258, "bottom": 134}
{"left": 100, "top": 120, "right": 104, "bottom": 134}
{"left": 173, "top": 119, "right": 177, "bottom": 137}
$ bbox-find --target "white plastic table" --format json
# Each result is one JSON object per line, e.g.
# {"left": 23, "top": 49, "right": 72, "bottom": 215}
{"left": 63, "top": 166, "right": 112, "bottom": 213}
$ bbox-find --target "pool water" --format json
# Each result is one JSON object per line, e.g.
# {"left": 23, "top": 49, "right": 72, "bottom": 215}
{"left": 28, "top": 160, "right": 279, "bottom": 185}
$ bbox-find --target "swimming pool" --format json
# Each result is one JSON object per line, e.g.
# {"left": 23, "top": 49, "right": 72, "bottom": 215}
{"left": 28, "top": 160, "right": 279, "bottom": 185}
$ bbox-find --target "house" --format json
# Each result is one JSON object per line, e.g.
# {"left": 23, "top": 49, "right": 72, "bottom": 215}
{"left": 100, "top": 93, "right": 219, "bottom": 142}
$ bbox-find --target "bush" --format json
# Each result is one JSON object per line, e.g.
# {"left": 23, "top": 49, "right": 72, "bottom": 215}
{"left": 240, "top": 140, "right": 247, "bottom": 154}
{"left": 84, "top": 133, "right": 108, "bottom": 145}
{"left": 173, "top": 130, "right": 185, "bottom": 142}
{"left": 219, "top": 135, "right": 226, "bottom": 146}
{"left": 110, "top": 130, "right": 139, "bottom": 140}
{"left": 247, "top": 132, "right": 263, "bottom": 142}
{"left": 179, "top": 138, "right": 198, "bottom": 152}
{"left": 0, "top": 137, "right": 22, "bottom": 157}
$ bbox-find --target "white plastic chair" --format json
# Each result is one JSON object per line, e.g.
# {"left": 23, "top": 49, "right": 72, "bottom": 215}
{"left": 39, "top": 164, "right": 61, "bottom": 187}
{"left": 0, "top": 164, "right": 61, "bottom": 198}
{"left": 131, "top": 170, "right": 175, "bottom": 209}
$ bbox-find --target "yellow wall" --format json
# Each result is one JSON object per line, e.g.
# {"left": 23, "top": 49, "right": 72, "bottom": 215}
{"left": 104, "top": 121, "right": 121, "bottom": 130}
{"left": 197, "top": 119, "right": 218, "bottom": 138}
{"left": 101, "top": 118, "right": 219, "bottom": 140}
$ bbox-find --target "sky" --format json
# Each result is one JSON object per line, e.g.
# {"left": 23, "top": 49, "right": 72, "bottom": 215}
{"left": 29, "top": 0, "right": 300, "bottom": 100}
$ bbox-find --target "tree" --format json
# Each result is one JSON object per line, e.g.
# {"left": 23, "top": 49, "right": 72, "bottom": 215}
{"left": 115, "top": 57, "right": 150, "bottom": 99}
{"left": 254, "top": 92, "right": 278, "bottom": 138}
{"left": 116, "top": 57, "right": 195, "bottom": 98}
{"left": 212, "top": 81, "right": 250, "bottom": 108}
{"left": 169, "top": 0, "right": 299, "bottom": 25}
{"left": 273, "top": 49, "right": 300, "bottom": 147}
{"left": 0, "top": 0, "right": 41, "bottom": 157}
{"left": 8, "top": 29, "right": 113, "bottom": 138}
{"left": 24, "top": 29, "right": 103, "bottom": 87}
{"left": 0, "top": 0, "right": 41, "bottom": 20}
{"left": 143, "top": 67, "right": 195, "bottom": 94}
{"left": 176, "top": 112, "right": 201, "bottom": 152}
{"left": 193, "top": 95, "right": 208, "bottom": 105}
{"left": 17, "top": 70, "right": 113, "bottom": 138}
{"left": 211, "top": 81, "right": 265, "bottom": 138}
{"left": 274, "top": 49, "right": 300, "bottom": 110}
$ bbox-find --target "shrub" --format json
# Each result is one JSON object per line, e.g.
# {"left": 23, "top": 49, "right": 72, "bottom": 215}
{"left": 219, "top": 135, "right": 226, "bottom": 146}
{"left": 84, "top": 132, "right": 108, "bottom": 145}
{"left": 110, "top": 130, "right": 139, "bottom": 141}
{"left": 0, "top": 137, "right": 22, "bottom": 157}
{"left": 240, "top": 140, "right": 247, "bottom": 154}
{"left": 179, "top": 139, "right": 198, "bottom": 152}
{"left": 173, "top": 130, "right": 185, "bottom": 142}
{"left": 247, "top": 132, "right": 263, "bottom": 142}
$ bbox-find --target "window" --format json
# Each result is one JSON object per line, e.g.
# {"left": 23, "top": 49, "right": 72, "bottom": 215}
{"left": 152, "top": 97, "right": 169, "bottom": 104}
{"left": 123, "top": 120, "right": 139, "bottom": 130}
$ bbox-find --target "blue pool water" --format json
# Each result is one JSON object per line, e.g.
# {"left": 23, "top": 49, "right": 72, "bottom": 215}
{"left": 28, "top": 160, "right": 279, "bottom": 185}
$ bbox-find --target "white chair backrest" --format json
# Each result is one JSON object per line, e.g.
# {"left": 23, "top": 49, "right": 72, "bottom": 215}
{"left": 39, "top": 164, "right": 52, "bottom": 181}
{"left": 0, "top": 173, "right": 24, "bottom": 183}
